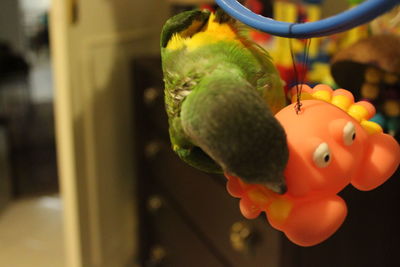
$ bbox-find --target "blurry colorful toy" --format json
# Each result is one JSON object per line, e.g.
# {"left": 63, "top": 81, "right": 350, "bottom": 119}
{"left": 225, "top": 84, "right": 400, "bottom": 246}
{"left": 331, "top": 34, "right": 400, "bottom": 137}
{"left": 245, "top": 0, "right": 274, "bottom": 43}
{"left": 216, "top": 0, "right": 399, "bottom": 38}
{"left": 239, "top": 0, "right": 331, "bottom": 91}
{"left": 370, "top": 5, "right": 400, "bottom": 35}
{"left": 218, "top": 0, "right": 399, "bottom": 90}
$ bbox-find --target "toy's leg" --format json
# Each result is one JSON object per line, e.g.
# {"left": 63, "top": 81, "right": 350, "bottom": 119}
{"left": 239, "top": 197, "right": 262, "bottom": 219}
{"left": 225, "top": 174, "right": 262, "bottom": 219}
{"left": 269, "top": 195, "right": 347, "bottom": 247}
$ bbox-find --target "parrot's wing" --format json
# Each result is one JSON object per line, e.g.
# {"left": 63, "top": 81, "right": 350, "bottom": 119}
{"left": 241, "top": 37, "right": 286, "bottom": 114}
{"left": 232, "top": 20, "right": 286, "bottom": 114}
{"left": 161, "top": 10, "right": 223, "bottom": 174}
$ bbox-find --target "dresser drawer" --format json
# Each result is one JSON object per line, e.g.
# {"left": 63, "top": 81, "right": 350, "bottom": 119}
{"left": 132, "top": 57, "right": 169, "bottom": 137}
{"left": 147, "top": 143, "right": 282, "bottom": 267}
{"left": 146, "top": 190, "right": 227, "bottom": 267}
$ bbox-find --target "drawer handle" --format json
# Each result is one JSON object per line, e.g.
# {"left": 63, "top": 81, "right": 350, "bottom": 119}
{"left": 147, "top": 195, "right": 164, "bottom": 213}
{"left": 144, "top": 87, "right": 161, "bottom": 105}
{"left": 230, "top": 221, "right": 255, "bottom": 253}
{"left": 148, "top": 245, "right": 167, "bottom": 266}
{"left": 145, "top": 141, "right": 162, "bottom": 159}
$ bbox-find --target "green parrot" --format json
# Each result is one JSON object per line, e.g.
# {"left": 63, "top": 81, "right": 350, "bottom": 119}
{"left": 160, "top": 9, "right": 289, "bottom": 194}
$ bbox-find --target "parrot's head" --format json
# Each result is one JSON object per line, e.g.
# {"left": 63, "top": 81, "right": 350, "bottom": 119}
{"left": 181, "top": 75, "right": 289, "bottom": 195}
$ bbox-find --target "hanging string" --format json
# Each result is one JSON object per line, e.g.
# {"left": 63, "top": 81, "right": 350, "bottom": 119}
{"left": 288, "top": 24, "right": 312, "bottom": 114}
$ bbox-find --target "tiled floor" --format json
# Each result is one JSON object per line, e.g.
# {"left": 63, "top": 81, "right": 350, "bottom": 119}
{"left": 0, "top": 50, "right": 63, "bottom": 266}
{"left": 0, "top": 195, "right": 65, "bottom": 267}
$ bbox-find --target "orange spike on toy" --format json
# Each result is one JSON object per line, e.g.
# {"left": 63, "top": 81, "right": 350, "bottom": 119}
{"left": 225, "top": 84, "right": 400, "bottom": 246}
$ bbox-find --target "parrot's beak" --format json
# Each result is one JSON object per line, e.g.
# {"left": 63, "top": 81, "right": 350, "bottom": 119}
{"left": 264, "top": 180, "right": 287, "bottom": 194}
{"left": 225, "top": 172, "right": 287, "bottom": 194}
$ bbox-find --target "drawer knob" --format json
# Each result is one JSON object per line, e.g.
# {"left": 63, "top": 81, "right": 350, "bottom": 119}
{"left": 145, "top": 141, "right": 162, "bottom": 159}
{"left": 230, "top": 221, "right": 255, "bottom": 253}
{"left": 147, "top": 195, "right": 164, "bottom": 213}
{"left": 144, "top": 87, "right": 161, "bottom": 105}
{"left": 148, "top": 245, "right": 166, "bottom": 266}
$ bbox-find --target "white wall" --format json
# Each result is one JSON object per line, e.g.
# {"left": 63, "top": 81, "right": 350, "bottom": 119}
{"left": 19, "top": 0, "right": 51, "bottom": 27}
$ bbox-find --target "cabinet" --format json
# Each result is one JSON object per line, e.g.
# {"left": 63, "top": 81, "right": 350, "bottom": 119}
{"left": 0, "top": 125, "right": 11, "bottom": 212}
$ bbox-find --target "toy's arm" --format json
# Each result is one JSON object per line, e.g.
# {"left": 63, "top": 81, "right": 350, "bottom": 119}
{"left": 351, "top": 133, "right": 400, "bottom": 191}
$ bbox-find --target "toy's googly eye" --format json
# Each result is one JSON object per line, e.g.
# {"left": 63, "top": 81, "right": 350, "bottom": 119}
{"left": 343, "top": 122, "right": 356, "bottom": 146}
{"left": 313, "top": 143, "right": 331, "bottom": 168}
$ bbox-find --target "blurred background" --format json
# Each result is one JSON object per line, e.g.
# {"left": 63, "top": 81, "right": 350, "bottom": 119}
{"left": 0, "top": 0, "right": 398, "bottom": 267}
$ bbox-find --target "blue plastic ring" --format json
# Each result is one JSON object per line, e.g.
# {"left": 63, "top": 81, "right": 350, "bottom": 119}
{"left": 215, "top": 0, "right": 399, "bottom": 38}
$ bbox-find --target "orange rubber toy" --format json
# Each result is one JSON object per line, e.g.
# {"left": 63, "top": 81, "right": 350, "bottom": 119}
{"left": 225, "top": 84, "right": 400, "bottom": 247}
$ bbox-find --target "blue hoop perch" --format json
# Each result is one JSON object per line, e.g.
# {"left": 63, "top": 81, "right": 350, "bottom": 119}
{"left": 215, "top": 0, "right": 400, "bottom": 38}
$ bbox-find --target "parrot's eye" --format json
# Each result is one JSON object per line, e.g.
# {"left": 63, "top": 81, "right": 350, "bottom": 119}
{"left": 313, "top": 142, "right": 331, "bottom": 168}
{"left": 343, "top": 121, "right": 356, "bottom": 146}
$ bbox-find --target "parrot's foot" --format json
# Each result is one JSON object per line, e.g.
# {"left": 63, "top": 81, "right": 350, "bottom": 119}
{"left": 269, "top": 195, "right": 347, "bottom": 247}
